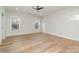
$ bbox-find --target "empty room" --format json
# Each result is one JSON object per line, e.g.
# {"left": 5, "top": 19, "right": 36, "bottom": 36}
{"left": 0, "top": 6, "right": 79, "bottom": 53}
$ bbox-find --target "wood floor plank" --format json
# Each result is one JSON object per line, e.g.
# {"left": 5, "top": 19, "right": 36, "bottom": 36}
{"left": 0, "top": 32, "right": 79, "bottom": 53}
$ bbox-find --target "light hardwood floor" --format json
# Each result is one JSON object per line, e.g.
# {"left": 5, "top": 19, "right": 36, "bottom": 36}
{"left": 0, "top": 32, "right": 79, "bottom": 53}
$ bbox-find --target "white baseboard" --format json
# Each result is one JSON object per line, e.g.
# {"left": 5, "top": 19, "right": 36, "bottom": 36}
{"left": 45, "top": 32, "right": 79, "bottom": 42}
{"left": 6, "top": 32, "right": 42, "bottom": 37}
{"left": 5, "top": 32, "right": 79, "bottom": 42}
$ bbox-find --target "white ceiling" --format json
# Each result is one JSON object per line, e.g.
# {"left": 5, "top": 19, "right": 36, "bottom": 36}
{"left": 5, "top": 6, "right": 70, "bottom": 16}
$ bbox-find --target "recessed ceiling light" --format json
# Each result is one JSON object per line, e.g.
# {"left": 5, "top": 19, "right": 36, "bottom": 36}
{"left": 16, "top": 8, "right": 18, "bottom": 10}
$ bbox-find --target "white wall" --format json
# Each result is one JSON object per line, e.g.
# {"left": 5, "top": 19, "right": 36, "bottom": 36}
{"left": 5, "top": 10, "right": 41, "bottom": 36}
{"left": 43, "top": 7, "right": 79, "bottom": 41}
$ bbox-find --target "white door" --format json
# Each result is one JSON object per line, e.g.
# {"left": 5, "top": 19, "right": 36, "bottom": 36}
{"left": 1, "top": 12, "right": 5, "bottom": 39}
{"left": 0, "top": 8, "right": 3, "bottom": 44}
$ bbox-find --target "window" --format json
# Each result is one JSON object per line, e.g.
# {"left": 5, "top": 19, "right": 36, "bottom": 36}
{"left": 35, "top": 20, "right": 40, "bottom": 29}
{"left": 10, "top": 16, "right": 20, "bottom": 31}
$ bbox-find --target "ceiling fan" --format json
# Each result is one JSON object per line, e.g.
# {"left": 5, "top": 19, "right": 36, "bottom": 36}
{"left": 32, "top": 6, "right": 44, "bottom": 11}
